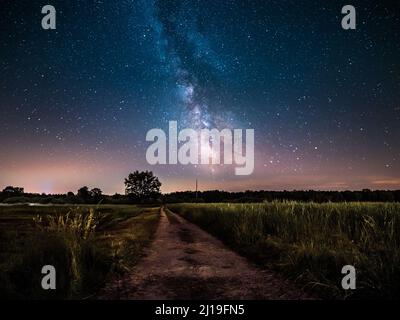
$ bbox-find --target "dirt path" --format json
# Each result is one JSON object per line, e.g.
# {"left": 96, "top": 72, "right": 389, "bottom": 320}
{"left": 100, "top": 208, "right": 309, "bottom": 300}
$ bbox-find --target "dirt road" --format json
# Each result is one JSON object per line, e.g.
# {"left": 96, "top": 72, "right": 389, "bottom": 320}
{"left": 100, "top": 208, "right": 309, "bottom": 299}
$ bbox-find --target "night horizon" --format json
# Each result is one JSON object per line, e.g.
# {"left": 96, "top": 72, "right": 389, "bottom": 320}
{"left": 1, "top": 0, "right": 399, "bottom": 194}
{"left": 2, "top": 0, "right": 400, "bottom": 305}
{"left": 2, "top": 175, "right": 400, "bottom": 196}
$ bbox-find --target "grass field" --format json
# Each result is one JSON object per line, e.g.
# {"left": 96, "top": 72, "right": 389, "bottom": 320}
{"left": 0, "top": 204, "right": 160, "bottom": 299}
{"left": 168, "top": 202, "right": 400, "bottom": 299}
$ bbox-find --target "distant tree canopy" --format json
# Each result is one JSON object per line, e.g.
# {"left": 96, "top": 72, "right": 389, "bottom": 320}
{"left": 77, "top": 186, "right": 90, "bottom": 200}
{"left": 124, "top": 170, "right": 161, "bottom": 199}
{"left": 163, "top": 189, "right": 400, "bottom": 204}
{"left": 75, "top": 186, "right": 103, "bottom": 203}
{"left": 90, "top": 188, "right": 103, "bottom": 202}
{"left": 1, "top": 183, "right": 400, "bottom": 204}
{"left": 2, "top": 186, "right": 24, "bottom": 195}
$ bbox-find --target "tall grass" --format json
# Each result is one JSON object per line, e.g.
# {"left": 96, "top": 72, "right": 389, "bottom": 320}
{"left": 0, "top": 205, "right": 160, "bottom": 299}
{"left": 0, "top": 208, "right": 109, "bottom": 299}
{"left": 31, "top": 208, "right": 103, "bottom": 296}
{"left": 34, "top": 208, "right": 98, "bottom": 239}
{"left": 168, "top": 202, "right": 400, "bottom": 299}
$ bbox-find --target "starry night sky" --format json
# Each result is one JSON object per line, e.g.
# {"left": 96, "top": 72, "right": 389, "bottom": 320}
{"left": 0, "top": 0, "right": 399, "bottom": 194}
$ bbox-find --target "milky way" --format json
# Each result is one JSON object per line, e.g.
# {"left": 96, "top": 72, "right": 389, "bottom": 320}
{"left": 140, "top": 0, "right": 238, "bottom": 130}
{"left": 0, "top": 0, "right": 399, "bottom": 193}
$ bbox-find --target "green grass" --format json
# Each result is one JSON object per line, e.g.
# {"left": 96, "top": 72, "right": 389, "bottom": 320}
{"left": 168, "top": 202, "right": 400, "bottom": 299}
{"left": 0, "top": 204, "right": 160, "bottom": 299}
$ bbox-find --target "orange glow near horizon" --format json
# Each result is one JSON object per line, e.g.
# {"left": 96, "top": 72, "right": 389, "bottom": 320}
{"left": 1, "top": 151, "right": 399, "bottom": 194}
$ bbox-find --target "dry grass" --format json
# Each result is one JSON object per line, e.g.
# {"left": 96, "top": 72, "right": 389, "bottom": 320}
{"left": 0, "top": 205, "right": 160, "bottom": 299}
{"left": 168, "top": 202, "right": 400, "bottom": 299}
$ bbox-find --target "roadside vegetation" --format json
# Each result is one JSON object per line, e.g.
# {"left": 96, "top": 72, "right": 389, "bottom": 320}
{"left": 168, "top": 202, "right": 400, "bottom": 299}
{"left": 0, "top": 204, "right": 160, "bottom": 299}
{"left": 165, "top": 208, "right": 180, "bottom": 224}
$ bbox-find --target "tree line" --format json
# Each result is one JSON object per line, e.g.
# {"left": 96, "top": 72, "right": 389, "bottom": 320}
{"left": 0, "top": 171, "right": 162, "bottom": 204}
{"left": 164, "top": 189, "right": 400, "bottom": 203}
{"left": 1, "top": 172, "right": 400, "bottom": 204}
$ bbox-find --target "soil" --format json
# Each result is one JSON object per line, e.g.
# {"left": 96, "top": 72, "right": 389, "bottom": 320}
{"left": 99, "top": 208, "right": 310, "bottom": 300}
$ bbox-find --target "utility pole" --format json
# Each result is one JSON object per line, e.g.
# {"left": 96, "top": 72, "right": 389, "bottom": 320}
{"left": 195, "top": 179, "right": 198, "bottom": 202}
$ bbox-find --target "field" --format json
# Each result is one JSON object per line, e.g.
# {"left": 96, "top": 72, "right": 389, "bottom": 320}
{"left": 0, "top": 204, "right": 160, "bottom": 299}
{"left": 2, "top": 201, "right": 400, "bottom": 300}
{"left": 168, "top": 202, "right": 400, "bottom": 299}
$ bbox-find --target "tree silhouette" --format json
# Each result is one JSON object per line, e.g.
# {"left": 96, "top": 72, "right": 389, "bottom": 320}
{"left": 77, "top": 186, "right": 90, "bottom": 200}
{"left": 124, "top": 170, "right": 161, "bottom": 199}
{"left": 2, "top": 186, "right": 24, "bottom": 195}
{"left": 90, "top": 188, "right": 103, "bottom": 202}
